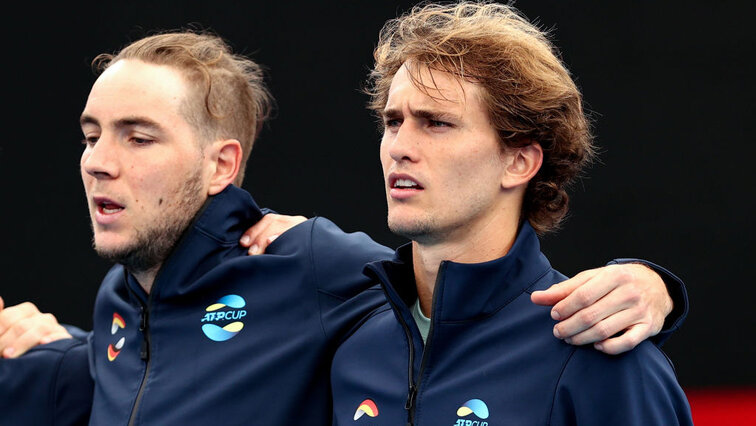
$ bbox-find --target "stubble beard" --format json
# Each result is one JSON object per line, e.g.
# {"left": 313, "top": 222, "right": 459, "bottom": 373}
{"left": 93, "top": 167, "right": 206, "bottom": 275}
{"left": 388, "top": 213, "right": 441, "bottom": 245}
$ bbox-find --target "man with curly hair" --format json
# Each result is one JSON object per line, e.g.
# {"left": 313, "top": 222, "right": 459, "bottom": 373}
{"left": 330, "top": 3, "right": 692, "bottom": 425}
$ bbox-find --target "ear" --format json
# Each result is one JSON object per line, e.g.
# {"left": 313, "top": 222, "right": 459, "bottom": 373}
{"left": 501, "top": 142, "right": 543, "bottom": 189}
{"left": 206, "top": 139, "right": 242, "bottom": 196}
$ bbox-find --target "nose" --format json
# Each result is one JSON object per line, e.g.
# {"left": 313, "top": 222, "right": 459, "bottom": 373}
{"left": 385, "top": 122, "right": 420, "bottom": 164}
{"left": 81, "top": 134, "right": 119, "bottom": 179}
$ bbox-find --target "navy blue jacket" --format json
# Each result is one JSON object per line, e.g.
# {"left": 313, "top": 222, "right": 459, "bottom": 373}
{"left": 0, "top": 333, "right": 93, "bottom": 425}
{"left": 83, "top": 185, "right": 393, "bottom": 425}
{"left": 330, "top": 223, "right": 692, "bottom": 425}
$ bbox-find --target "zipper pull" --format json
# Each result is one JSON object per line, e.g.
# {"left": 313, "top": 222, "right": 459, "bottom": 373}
{"left": 139, "top": 306, "right": 149, "bottom": 360}
{"left": 140, "top": 339, "right": 149, "bottom": 360}
{"left": 139, "top": 306, "right": 147, "bottom": 331}
{"left": 405, "top": 384, "right": 417, "bottom": 425}
{"left": 405, "top": 384, "right": 417, "bottom": 409}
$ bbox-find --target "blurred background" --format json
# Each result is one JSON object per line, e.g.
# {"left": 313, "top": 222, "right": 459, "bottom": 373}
{"left": 1, "top": 1, "right": 753, "bottom": 421}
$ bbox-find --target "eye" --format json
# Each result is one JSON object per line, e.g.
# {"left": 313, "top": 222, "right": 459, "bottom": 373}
{"left": 130, "top": 136, "right": 155, "bottom": 145}
{"left": 384, "top": 118, "right": 402, "bottom": 129}
{"left": 81, "top": 135, "right": 99, "bottom": 146}
{"left": 429, "top": 120, "right": 451, "bottom": 128}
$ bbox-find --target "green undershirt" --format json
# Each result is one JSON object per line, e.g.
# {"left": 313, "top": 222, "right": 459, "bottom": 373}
{"left": 412, "top": 298, "right": 431, "bottom": 344}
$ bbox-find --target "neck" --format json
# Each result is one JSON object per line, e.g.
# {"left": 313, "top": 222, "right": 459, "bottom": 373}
{"left": 412, "top": 218, "right": 520, "bottom": 317}
{"left": 132, "top": 264, "right": 161, "bottom": 294}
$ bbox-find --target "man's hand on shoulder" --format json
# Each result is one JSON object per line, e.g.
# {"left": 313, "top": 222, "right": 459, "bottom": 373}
{"left": 0, "top": 296, "right": 72, "bottom": 358}
{"left": 239, "top": 213, "right": 307, "bottom": 255}
{"left": 531, "top": 264, "right": 673, "bottom": 355}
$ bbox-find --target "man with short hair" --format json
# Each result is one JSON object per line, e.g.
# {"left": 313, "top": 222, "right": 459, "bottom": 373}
{"left": 329, "top": 3, "right": 692, "bottom": 425}
{"left": 1, "top": 31, "right": 392, "bottom": 425}
{"left": 1, "top": 26, "right": 685, "bottom": 425}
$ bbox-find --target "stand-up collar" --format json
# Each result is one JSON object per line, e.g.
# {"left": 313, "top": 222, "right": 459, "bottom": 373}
{"left": 124, "top": 185, "right": 263, "bottom": 300}
{"left": 366, "top": 223, "right": 552, "bottom": 322}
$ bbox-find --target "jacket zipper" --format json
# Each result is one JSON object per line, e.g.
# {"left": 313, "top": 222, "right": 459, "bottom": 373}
{"left": 128, "top": 294, "right": 153, "bottom": 426}
{"left": 121, "top": 199, "right": 209, "bottom": 425}
{"left": 382, "top": 288, "right": 416, "bottom": 426}
{"left": 385, "top": 262, "right": 446, "bottom": 426}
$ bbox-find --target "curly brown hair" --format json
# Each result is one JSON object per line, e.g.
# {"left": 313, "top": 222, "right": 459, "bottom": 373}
{"left": 367, "top": 2, "right": 595, "bottom": 234}
{"left": 93, "top": 31, "right": 273, "bottom": 186}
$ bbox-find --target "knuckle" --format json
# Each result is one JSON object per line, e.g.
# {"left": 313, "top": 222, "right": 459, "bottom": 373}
{"left": 615, "top": 268, "right": 635, "bottom": 284}
{"left": 625, "top": 288, "right": 642, "bottom": 305}
{"left": 571, "top": 271, "right": 587, "bottom": 281}
{"left": 19, "top": 302, "right": 39, "bottom": 313}
{"left": 604, "top": 342, "right": 625, "bottom": 355}
{"left": 14, "top": 320, "right": 31, "bottom": 335}
{"left": 578, "top": 309, "right": 598, "bottom": 326}
{"left": 594, "top": 323, "right": 612, "bottom": 340}
{"left": 630, "top": 305, "right": 647, "bottom": 321}
{"left": 626, "top": 334, "right": 642, "bottom": 348}
{"left": 582, "top": 267, "right": 601, "bottom": 277}
{"left": 575, "top": 290, "right": 593, "bottom": 307}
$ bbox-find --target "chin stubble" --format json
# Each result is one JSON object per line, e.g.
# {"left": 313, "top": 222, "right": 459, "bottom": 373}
{"left": 93, "top": 168, "right": 205, "bottom": 274}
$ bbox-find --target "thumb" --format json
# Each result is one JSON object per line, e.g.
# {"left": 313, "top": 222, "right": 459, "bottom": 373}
{"left": 0, "top": 296, "right": 4, "bottom": 311}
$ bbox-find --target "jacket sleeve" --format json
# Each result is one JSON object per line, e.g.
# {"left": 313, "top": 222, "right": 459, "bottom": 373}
{"left": 308, "top": 217, "right": 394, "bottom": 340}
{"left": 608, "top": 258, "right": 688, "bottom": 346}
{"left": 0, "top": 337, "right": 94, "bottom": 425}
{"left": 550, "top": 343, "right": 692, "bottom": 426}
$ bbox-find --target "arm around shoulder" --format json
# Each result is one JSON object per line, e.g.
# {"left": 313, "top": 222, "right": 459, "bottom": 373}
{"left": 309, "top": 217, "right": 394, "bottom": 339}
{"left": 609, "top": 258, "right": 689, "bottom": 346}
{"left": 309, "top": 217, "right": 393, "bottom": 297}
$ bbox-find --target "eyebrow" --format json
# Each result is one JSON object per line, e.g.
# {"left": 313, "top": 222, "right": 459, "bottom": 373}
{"left": 79, "top": 114, "right": 165, "bottom": 133}
{"left": 381, "top": 107, "right": 461, "bottom": 122}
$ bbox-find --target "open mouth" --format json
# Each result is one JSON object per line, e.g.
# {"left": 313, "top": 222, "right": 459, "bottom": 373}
{"left": 389, "top": 175, "right": 424, "bottom": 190}
{"left": 393, "top": 178, "right": 421, "bottom": 189}
{"left": 94, "top": 197, "right": 125, "bottom": 214}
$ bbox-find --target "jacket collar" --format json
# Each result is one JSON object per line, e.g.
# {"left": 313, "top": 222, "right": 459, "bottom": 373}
{"left": 365, "top": 222, "right": 551, "bottom": 323}
{"left": 124, "top": 185, "right": 263, "bottom": 301}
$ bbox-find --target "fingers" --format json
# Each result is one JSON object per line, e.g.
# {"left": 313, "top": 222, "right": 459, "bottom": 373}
{"left": 241, "top": 218, "right": 273, "bottom": 255}
{"left": 0, "top": 302, "right": 40, "bottom": 336}
{"left": 553, "top": 287, "right": 638, "bottom": 341}
{"left": 239, "top": 217, "right": 272, "bottom": 253}
{"left": 1, "top": 314, "right": 72, "bottom": 358}
{"left": 239, "top": 214, "right": 307, "bottom": 255}
{"left": 549, "top": 268, "right": 621, "bottom": 321}
{"left": 561, "top": 303, "right": 646, "bottom": 345}
{"left": 0, "top": 304, "right": 72, "bottom": 358}
{"left": 569, "top": 264, "right": 668, "bottom": 337}
{"left": 0, "top": 296, "right": 5, "bottom": 311}
{"left": 249, "top": 234, "right": 279, "bottom": 256}
{"left": 531, "top": 269, "right": 597, "bottom": 307}
{"left": 544, "top": 263, "right": 675, "bottom": 353}
{"left": 40, "top": 331, "right": 75, "bottom": 345}
{"left": 594, "top": 324, "right": 650, "bottom": 355}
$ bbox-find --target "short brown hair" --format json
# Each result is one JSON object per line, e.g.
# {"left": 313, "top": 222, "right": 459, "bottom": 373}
{"left": 94, "top": 31, "right": 273, "bottom": 186}
{"left": 368, "top": 2, "right": 595, "bottom": 234}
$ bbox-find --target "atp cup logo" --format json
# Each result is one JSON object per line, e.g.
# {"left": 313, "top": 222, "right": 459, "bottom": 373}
{"left": 200, "top": 294, "right": 247, "bottom": 342}
{"left": 454, "top": 399, "right": 489, "bottom": 426}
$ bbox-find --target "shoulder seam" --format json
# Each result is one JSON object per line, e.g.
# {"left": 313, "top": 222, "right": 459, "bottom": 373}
{"left": 309, "top": 217, "right": 330, "bottom": 340}
{"left": 548, "top": 346, "right": 579, "bottom": 425}
{"left": 51, "top": 343, "right": 81, "bottom": 426}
